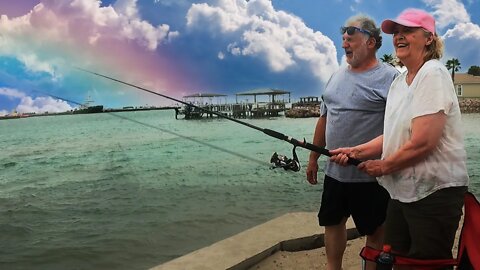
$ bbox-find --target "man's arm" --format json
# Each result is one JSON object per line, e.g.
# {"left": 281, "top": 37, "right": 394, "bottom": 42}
{"left": 310, "top": 115, "right": 326, "bottom": 157}
{"left": 306, "top": 115, "right": 326, "bottom": 184}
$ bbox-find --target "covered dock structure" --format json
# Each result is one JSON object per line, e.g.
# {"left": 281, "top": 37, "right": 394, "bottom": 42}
{"left": 234, "top": 88, "right": 291, "bottom": 118}
{"left": 176, "top": 93, "right": 230, "bottom": 119}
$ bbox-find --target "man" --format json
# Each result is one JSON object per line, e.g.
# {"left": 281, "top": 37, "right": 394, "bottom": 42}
{"left": 306, "top": 15, "right": 398, "bottom": 270}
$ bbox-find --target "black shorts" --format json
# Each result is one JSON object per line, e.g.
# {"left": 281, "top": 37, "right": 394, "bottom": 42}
{"left": 318, "top": 175, "right": 390, "bottom": 236}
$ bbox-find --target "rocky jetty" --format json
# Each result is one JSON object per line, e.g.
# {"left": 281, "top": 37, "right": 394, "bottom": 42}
{"left": 459, "top": 98, "right": 480, "bottom": 113}
{"left": 285, "top": 106, "right": 320, "bottom": 118}
{"left": 286, "top": 96, "right": 321, "bottom": 118}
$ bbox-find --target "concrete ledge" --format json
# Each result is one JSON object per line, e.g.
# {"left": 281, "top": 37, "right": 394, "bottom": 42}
{"left": 151, "top": 212, "right": 359, "bottom": 270}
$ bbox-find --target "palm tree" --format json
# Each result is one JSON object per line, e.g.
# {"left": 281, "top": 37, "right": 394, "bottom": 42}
{"left": 380, "top": 54, "right": 394, "bottom": 65}
{"left": 446, "top": 58, "right": 461, "bottom": 82}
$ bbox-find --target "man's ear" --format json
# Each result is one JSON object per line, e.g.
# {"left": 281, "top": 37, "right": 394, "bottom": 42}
{"left": 367, "top": 37, "right": 376, "bottom": 49}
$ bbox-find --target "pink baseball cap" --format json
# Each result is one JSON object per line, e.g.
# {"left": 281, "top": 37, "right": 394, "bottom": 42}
{"left": 381, "top": 8, "right": 435, "bottom": 34}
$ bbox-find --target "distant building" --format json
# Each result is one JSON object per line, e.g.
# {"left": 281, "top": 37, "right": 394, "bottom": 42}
{"left": 454, "top": 73, "right": 480, "bottom": 98}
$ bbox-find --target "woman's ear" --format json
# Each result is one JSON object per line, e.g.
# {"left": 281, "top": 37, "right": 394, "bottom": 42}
{"left": 426, "top": 34, "right": 434, "bottom": 46}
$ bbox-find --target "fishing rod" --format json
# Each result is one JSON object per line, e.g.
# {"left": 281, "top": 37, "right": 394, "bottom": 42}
{"left": 77, "top": 67, "right": 361, "bottom": 170}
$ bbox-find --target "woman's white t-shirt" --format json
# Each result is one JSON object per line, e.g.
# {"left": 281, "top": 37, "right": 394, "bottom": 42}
{"left": 378, "top": 59, "right": 469, "bottom": 203}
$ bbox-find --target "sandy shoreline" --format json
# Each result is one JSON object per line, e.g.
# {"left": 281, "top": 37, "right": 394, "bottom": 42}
{"left": 250, "top": 220, "right": 462, "bottom": 270}
{"left": 249, "top": 235, "right": 367, "bottom": 270}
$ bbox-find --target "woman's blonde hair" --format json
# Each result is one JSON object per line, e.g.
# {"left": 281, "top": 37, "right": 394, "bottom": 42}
{"left": 424, "top": 32, "right": 443, "bottom": 61}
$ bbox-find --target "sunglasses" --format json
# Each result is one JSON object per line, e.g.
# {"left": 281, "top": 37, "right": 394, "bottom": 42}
{"left": 341, "top": 26, "right": 371, "bottom": 36}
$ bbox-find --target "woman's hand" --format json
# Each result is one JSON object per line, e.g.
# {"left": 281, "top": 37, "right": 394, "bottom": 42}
{"left": 358, "top": 160, "right": 385, "bottom": 177}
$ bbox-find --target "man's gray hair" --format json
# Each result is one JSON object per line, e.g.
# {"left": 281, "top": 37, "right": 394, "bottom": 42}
{"left": 346, "top": 15, "right": 382, "bottom": 50}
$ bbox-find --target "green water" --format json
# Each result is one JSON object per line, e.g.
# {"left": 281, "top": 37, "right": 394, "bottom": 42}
{"left": 0, "top": 111, "right": 479, "bottom": 270}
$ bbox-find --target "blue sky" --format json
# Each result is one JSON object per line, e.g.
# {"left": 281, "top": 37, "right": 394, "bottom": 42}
{"left": 0, "top": 0, "right": 479, "bottom": 115}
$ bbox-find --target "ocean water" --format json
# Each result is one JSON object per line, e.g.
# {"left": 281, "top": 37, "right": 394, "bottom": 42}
{"left": 0, "top": 111, "right": 479, "bottom": 270}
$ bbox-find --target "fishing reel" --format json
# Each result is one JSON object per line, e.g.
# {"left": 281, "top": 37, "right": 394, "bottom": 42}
{"left": 270, "top": 145, "right": 301, "bottom": 172}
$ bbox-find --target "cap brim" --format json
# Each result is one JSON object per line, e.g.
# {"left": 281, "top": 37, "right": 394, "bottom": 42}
{"left": 381, "top": 19, "right": 423, "bottom": 34}
{"left": 381, "top": 20, "right": 396, "bottom": 34}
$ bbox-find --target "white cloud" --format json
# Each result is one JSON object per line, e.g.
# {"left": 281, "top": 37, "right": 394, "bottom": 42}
{"left": 16, "top": 96, "right": 73, "bottom": 114}
{"left": 0, "top": 110, "right": 8, "bottom": 116}
{"left": 186, "top": 0, "right": 338, "bottom": 83}
{"left": 0, "top": 87, "right": 73, "bottom": 113}
{"left": 443, "top": 22, "right": 480, "bottom": 40}
{"left": 0, "top": 87, "right": 26, "bottom": 99}
{"left": 114, "top": 0, "right": 140, "bottom": 19}
{"left": 114, "top": 0, "right": 179, "bottom": 50}
{"left": 423, "top": 0, "right": 470, "bottom": 28}
{"left": 187, "top": 2, "right": 249, "bottom": 33}
{"left": 18, "top": 53, "right": 55, "bottom": 75}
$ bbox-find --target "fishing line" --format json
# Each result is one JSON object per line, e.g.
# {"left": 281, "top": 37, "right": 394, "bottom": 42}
{"left": 107, "top": 111, "right": 269, "bottom": 166}
{"left": 77, "top": 67, "right": 362, "bottom": 170}
{"left": 26, "top": 89, "right": 269, "bottom": 166}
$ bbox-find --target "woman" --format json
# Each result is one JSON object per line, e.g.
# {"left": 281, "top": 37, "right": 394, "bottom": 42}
{"left": 330, "top": 8, "right": 469, "bottom": 268}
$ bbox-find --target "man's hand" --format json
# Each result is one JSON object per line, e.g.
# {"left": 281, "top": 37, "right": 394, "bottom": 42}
{"left": 306, "top": 158, "right": 319, "bottom": 185}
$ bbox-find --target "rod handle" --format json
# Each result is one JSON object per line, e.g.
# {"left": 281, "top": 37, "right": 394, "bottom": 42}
{"left": 301, "top": 141, "right": 362, "bottom": 166}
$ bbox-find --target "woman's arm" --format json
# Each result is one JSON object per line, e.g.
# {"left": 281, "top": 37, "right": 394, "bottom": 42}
{"left": 381, "top": 111, "right": 446, "bottom": 174}
{"left": 360, "top": 111, "right": 446, "bottom": 176}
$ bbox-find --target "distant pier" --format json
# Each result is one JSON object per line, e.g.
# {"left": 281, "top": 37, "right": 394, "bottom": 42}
{"left": 176, "top": 89, "right": 291, "bottom": 119}
{"left": 0, "top": 106, "right": 180, "bottom": 120}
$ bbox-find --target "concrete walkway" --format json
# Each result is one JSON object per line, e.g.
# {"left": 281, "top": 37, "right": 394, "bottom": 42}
{"left": 151, "top": 212, "right": 359, "bottom": 270}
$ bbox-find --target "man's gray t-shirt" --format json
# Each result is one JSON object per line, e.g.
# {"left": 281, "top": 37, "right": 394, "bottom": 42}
{"left": 320, "top": 62, "right": 398, "bottom": 182}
